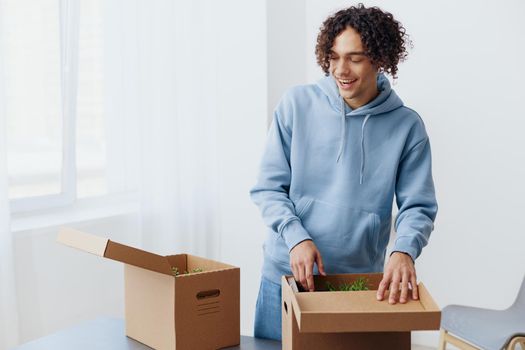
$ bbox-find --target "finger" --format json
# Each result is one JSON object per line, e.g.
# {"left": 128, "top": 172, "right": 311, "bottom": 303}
{"left": 376, "top": 272, "right": 391, "bottom": 301}
{"left": 306, "top": 267, "right": 314, "bottom": 292}
{"left": 298, "top": 264, "right": 308, "bottom": 291}
{"left": 305, "top": 257, "right": 315, "bottom": 292}
{"left": 316, "top": 251, "right": 327, "bottom": 276}
{"left": 389, "top": 272, "right": 401, "bottom": 304}
{"left": 399, "top": 273, "right": 409, "bottom": 304}
{"left": 291, "top": 263, "right": 299, "bottom": 283}
{"left": 411, "top": 274, "right": 419, "bottom": 300}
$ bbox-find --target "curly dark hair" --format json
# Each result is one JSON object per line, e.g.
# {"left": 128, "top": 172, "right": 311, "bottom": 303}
{"left": 315, "top": 3, "right": 411, "bottom": 78}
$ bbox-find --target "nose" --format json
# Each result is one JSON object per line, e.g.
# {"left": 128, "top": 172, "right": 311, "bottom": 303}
{"left": 334, "top": 59, "right": 351, "bottom": 77}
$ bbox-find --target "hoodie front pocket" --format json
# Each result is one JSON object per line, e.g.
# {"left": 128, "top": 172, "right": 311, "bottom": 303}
{"left": 297, "top": 198, "right": 380, "bottom": 268}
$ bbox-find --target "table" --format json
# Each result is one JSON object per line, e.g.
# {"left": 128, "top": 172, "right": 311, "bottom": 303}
{"left": 12, "top": 318, "right": 281, "bottom": 350}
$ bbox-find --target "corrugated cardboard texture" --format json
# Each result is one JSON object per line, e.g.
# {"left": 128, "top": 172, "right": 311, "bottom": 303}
{"left": 296, "top": 291, "right": 425, "bottom": 312}
{"left": 164, "top": 254, "right": 235, "bottom": 276}
{"left": 105, "top": 240, "right": 172, "bottom": 276}
{"left": 57, "top": 227, "right": 108, "bottom": 257}
{"left": 418, "top": 283, "right": 440, "bottom": 311}
{"left": 282, "top": 276, "right": 411, "bottom": 349}
{"left": 57, "top": 227, "right": 173, "bottom": 275}
{"left": 285, "top": 274, "right": 440, "bottom": 332}
{"left": 186, "top": 254, "right": 237, "bottom": 271}
{"left": 166, "top": 254, "right": 187, "bottom": 273}
{"left": 58, "top": 227, "right": 241, "bottom": 349}
{"left": 125, "top": 264, "right": 175, "bottom": 350}
{"left": 282, "top": 274, "right": 299, "bottom": 350}
{"left": 175, "top": 268, "right": 240, "bottom": 349}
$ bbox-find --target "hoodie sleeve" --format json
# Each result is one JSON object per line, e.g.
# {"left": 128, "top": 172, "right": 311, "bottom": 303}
{"left": 393, "top": 124, "right": 438, "bottom": 262}
{"left": 250, "top": 101, "right": 312, "bottom": 252}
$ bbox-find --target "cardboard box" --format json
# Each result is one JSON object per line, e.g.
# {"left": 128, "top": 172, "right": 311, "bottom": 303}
{"left": 57, "top": 227, "right": 240, "bottom": 350}
{"left": 281, "top": 273, "right": 441, "bottom": 350}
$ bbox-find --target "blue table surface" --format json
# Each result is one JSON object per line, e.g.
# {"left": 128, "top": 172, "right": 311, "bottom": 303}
{"left": 12, "top": 317, "right": 281, "bottom": 350}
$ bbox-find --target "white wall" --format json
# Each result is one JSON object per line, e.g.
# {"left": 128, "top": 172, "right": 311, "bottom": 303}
{"left": 303, "top": 0, "right": 525, "bottom": 347}
{"left": 13, "top": 214, "right": 140, "bottom": 344}
{"left": 267, "top": 0, "right": 308, "bottom": 126}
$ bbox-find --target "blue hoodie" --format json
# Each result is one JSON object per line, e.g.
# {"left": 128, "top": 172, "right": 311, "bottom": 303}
{"left": 250, "top": 73, "right": 437, "bottom": 284}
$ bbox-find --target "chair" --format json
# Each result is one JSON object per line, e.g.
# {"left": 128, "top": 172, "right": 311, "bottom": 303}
{"left": 438, "top": 274, "right": 525, "bottom": 350}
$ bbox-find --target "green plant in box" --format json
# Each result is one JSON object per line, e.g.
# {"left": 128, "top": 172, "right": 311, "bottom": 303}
{"left": 325, "top": 277, "right": 369, "bottom": 291}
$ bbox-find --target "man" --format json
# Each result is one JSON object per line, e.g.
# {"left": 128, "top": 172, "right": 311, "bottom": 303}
{"left": 250, "top": 4, "right": 437, "bottom": 341}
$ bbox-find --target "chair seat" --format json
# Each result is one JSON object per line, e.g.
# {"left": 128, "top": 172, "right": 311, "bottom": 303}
{"left": 441, "top": 304, "right": 525, "bottom": 350}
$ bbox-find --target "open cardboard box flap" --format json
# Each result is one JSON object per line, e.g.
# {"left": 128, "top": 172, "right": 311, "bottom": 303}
{"left": 58, "top": 227, "right": 241, "bottom": 350}
{"left": 57, "top": 227, "right": 236, "bottom": 277}
{"left": 58, "top": 227, "right": 173, "bottom": 275}
{"left": 283, "top": 274, "right": 441, "bottom": 333}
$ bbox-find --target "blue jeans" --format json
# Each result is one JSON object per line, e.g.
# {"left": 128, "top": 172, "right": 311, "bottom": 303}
{"left": 254, "top": 276, "right": 282, "bottom": 341}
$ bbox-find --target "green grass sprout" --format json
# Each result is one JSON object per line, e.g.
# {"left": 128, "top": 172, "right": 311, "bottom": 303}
{"left": 325, "top": 277, "right": 369, "bottom": 291}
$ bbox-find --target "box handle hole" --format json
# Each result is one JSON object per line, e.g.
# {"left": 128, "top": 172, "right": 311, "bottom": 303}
{"left": 196, "top": 289, "right": 220, "bottom": 300}
{"left": 283, "top": 301, "right": 288, "bottom": 315}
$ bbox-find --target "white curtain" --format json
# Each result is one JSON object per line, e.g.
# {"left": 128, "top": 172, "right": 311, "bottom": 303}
{"left": 0, "top": 0, "right": 254, "bottom": 345}
{"left": 139, "top": 0, "right": 221, "bottom": 258}
{"left": 0, "top": 14, "right": 20, "bottom": 347}
{"left": 0, "top": 134, "right": 18, "bottom": 350}
{"left": 104, "top": 0, "right": 222, "bottom": 258}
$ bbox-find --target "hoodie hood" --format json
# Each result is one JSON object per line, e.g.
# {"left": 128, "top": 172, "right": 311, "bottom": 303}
{"left": 317, "top": 73, "right": 404, "bottom": 183}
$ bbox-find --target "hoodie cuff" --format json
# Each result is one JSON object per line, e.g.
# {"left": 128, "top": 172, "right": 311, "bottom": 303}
{"left": 281, "top": 219, "right": 312, "bottom": 252}
{"left": 392, "top": 236, "right": 421, "bottom": 262}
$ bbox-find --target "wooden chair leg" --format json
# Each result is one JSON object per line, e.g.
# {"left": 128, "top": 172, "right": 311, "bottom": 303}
{"left": 442, "top": 331, "right": 480, "bottom": 350}
{"left": 437, "top": 329, "right": 447, "bottom": 350}
{"left": 506, "top": 336, "right": 525, "bottom": 350}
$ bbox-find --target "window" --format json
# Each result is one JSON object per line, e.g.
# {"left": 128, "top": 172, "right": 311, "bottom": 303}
{"left": 4, "top": 0, "right": 64, "bottom": 202}
{"left": 2, "top": 0, "right": 134, "bottom": 214}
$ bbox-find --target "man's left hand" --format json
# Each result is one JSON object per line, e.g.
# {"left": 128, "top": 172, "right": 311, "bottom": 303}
{"left": 376, "top": 252, "right": 418, "bottom": 304}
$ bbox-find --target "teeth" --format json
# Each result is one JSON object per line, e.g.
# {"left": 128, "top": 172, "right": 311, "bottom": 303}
{"left": 339, "top": 79, "right": 355, "bottom": 84}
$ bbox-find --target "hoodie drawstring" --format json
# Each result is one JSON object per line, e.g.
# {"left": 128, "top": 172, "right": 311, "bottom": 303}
{"left": 360, "top": 114, "right": 371, "bottom": 184}
{"left": 336, "top": 98, "right": 346, "bottom": 163}
{"left": 336, "top": 97, "right": 371, "bottom": 184}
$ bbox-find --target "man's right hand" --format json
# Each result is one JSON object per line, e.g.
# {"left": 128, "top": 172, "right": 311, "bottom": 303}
{"left": 290, "top": 239, "right": 326, "bottom": 292}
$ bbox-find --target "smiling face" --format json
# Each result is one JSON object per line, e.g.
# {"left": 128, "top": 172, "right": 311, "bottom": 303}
{"left": 329, "top": 27, "right": 379, "bottom": 109}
